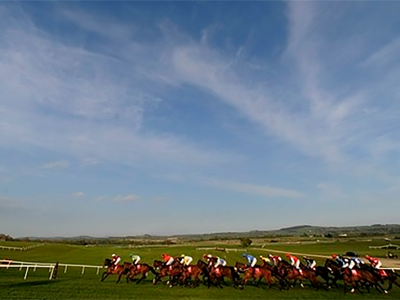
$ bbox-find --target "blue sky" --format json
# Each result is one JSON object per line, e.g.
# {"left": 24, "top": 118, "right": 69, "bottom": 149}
{"left": 1, "top": 1, "right": 400, "bottom": 238}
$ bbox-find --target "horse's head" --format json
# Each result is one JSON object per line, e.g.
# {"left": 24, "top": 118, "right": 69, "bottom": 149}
{"left": 153, "top": 260, "right": 163, "bottom": 269}
{"left": 234, "top": 261, "right": 247, "bottom": 272}
{"left": 103, "top": 258, "right": 112, "bottom": 267}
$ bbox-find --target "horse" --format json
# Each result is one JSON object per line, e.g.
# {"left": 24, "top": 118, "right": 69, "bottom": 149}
{"left": 369, "top": 268, "right": 400, "bottom": 292}
{"left": 152, "top": 260, "right": 183, "bottom": 286}
{"left": 179, "top": 264, "right": 204, "bottom": 287}
{"left": 207, "top": 263, "right": 241, "bottom": 289}
{"left": 153, "top": 260, "right": 164, "bottom": 271}
{"left": 324, "top": 259, "right": 343, "bottom": 288}
{"left": 126, "top": 263, "right": 158, "bottom": 284}
{"left": 234, "top": 262, "right": 274, "bottom": 289}
{"left": 276, "top": 260, "right": 306, "bottom": 288}
{"left": 342, "top": 267, "right": 386, "bottom": 294}
{"left": 197, "top": 259, "right": 210, "bottom": 285}
{"left": 298, "top": 262, "right": 322, "bottom": 290}
{"left": 101, "top": 258, "right": 130, "bottom": 283}
{"left": 312, "top": 265, "right": 335, "bottom": 288}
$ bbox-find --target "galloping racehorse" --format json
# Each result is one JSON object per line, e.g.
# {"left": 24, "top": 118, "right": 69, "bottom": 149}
{"left": 152, "top": 260, "right": 182, "bottom": 286}
{"left": 277, "top": 260, "right": 320, "bottom": 289}
{"left": 207, "top": 259, "right": 241, "bottom": 289}
{"left": 197, "top": 260, "right": 210, "bottom": 285}
{"left": 235, "top": 262, "right": 274, "bottom": 289}
{"left": 101, "top": 258, "right": 130, "bottom": 283}
{"left": 260, "top": 260, "right": 290, "bottom": 290}
{"left": 126, "top": 263, "right": 158, "bottom": 284}
{"left": 324, "top": 259, "right": 343, "bottom": 288}
{"left": 179, "top": 264, "right": 204, "bottom": 287}
{"left": 373, "top": 268, "right": 400, "bottom": 292}
{"left": 342, "top": 267, "right": 386, "bottom": 294}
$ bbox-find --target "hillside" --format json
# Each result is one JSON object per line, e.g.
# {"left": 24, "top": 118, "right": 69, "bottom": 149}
{"left": 6, "top": 223, "right": 400, "bottom": 243}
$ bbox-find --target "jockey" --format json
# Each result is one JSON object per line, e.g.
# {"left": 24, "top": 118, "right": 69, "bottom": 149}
{"left": 303, "top": 256, "right": 316, "bottom": 270}
{"left": 161, "top": 253, "right": 174, "bottom": 266}
{"left": 350, "top": 257, "right": 364, "bottom": 269}
{"left": 111, "top": 254, "right": 121, "bottom": 269}
{"left": 337, "top": 255, "right": 351, "bottom": 269}
{"left": 268, "top": 254, "right": 282, "bottom": 266}
{"left": 259, "top": 255, "right": 271, "bottom": 266}
{"left": 332, "top": 254, "right": 345, "bottom": 267}
{"left": 285, "top": 253, "right": 300, "bottom": 270}
{"left": 203, "top": 254, "right": 213, "bottom": 265}
{"left": 365, "top": 255, "right": 382, "bottom": 269}
{"left": 129, "top": 254, "right": 141, "bottom": 265}
{"left": 214, "top": 256, "right": 227, "bottom": 268}
{"left": 242, "top": 253, "right": 257, "bottom": 267}
{"left": 180, "top": 254, "right": 193, "bottom": 266}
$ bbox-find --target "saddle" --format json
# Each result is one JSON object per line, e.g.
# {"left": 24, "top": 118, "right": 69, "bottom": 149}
{"left": 378, "top": 269, "right": 387, "bottom": 277}
{"left": 293, "top": 268, "right": 303, "bottom": 275}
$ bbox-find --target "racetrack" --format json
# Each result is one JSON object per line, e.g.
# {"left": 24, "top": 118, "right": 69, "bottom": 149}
{"left": 1, "top": 240, "right": 400, "bottom": 299}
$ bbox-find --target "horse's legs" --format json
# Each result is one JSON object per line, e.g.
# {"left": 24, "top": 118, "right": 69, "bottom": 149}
{"left": 136, "top": 273, "right": 146, "bottom": 284}
{"left": 255, "top": 276, "right": 262, "bottom": 287}
{"left": 101, "top": 272, "right": 109, "bottom": 282}
{"left": 355, "top": 280, "right": 364, "bottom": 294}
{"left": 116, "top": 272, "right": 123, "bottom": 283}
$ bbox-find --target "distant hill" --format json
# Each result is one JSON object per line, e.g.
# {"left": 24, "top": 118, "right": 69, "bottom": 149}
{"left": 16, "top": 223, "right": 400, "bottom": 242}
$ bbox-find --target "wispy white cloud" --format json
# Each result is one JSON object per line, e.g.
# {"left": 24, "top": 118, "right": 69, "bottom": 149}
{"left": 42, "top": 160, "right": 70, "bottom": 169}
{"left": 0, "top": 6, "right": 240, "bottom": 174}
{"left": 361, "top": 35, "right": 400, "bottom": 68}
{"left": 60, "top": 9, "right": 133, "bottom": 41}
{"left": 203, "top": 177, "right": 304, "bottom": 198}
{"left": 164, "top": 172, "right": 303, "bottom": 198}
{"left": 73, "top": 192, "right": 86, "bottom": 198}
{"left": 81, "top": 158, "right": 99, "bottom": 167}
{"left": 113, "top": 194, "right": 139, "bottom": 202}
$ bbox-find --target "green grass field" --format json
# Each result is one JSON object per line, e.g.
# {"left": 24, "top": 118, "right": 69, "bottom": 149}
{"left": 1, "top": 240, "right": 400, "bottom": 299}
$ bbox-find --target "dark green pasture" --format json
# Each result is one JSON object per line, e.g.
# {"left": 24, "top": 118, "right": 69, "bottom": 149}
{"left": 1, "top": 240, "right": 399, "bottom": 299}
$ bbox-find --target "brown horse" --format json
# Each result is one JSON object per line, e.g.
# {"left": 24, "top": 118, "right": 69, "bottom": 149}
{"left": 152, "top": 260, "right": 182, "bottom": 286}
{"left": 342, "top": 267, "right": 386, "bottom": 294}
{"left": 207, "top": 259, "right": 241, "bottom": 289}
{"left": 126, "top": 263, "right": 158, "bottom": 284}
{"left": 197, "top": 259, "right": 211, "bottom": 285}
{"left": 101, "top": 258, "right": 130, "bottom": 283}
{"left": 259, "top": 260, "right": 290, "bottom": 290}
{"left": 277, "top": 260, "right": 321, "bottom": 289}
{"left": 179, "top": 264, "right": 204, "bottom": 287}
{"left": 235, "top": 262, "right": 274, "bottom": 289}
{"left": 276, "top": 260, "right": 306, "bottom": 288}
{"left": 375, "top": 268, "right": 400, "bottom": 292}
{"left": 324, "top": 259, "right": 343, "bottom": 288}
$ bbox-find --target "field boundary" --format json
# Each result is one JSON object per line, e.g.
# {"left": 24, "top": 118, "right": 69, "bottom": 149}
{"left": 196, "top": 247, "right": 248, "bottom": 252}
{"left": 0, "top": 244, "right": 44, "bottom": 251}
{"left": 1, "top": 259, "right": 104, "bottom": 278}
{"left": 0, "top": 263, "right": 56, "bottom": 280}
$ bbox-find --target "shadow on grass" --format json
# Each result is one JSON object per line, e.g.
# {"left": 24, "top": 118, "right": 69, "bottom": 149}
{"left": 0, "top": 279, "right": 66, "bottom": 288}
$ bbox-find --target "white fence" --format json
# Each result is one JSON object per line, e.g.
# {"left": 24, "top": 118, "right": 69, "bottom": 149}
{"left": 196, "top": 247, "right": 247, "bottom": 252}
{"left": 0, "top": 259, "right": 104, "bottom": 280}
{"left": 0, "top": 244, "right": 44, "bottom": 251}
{"left": 0, "top": 264, "right": 56, "bottom": 280}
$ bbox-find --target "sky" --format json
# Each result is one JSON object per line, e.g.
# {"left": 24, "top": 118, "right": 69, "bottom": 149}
{"left": 1, "top": 1, "right": 400, "bottom": 238}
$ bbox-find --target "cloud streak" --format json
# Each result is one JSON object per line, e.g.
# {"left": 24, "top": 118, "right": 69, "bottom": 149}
{"left": 42, "top": 161, "right": 70, "bottom": 169}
